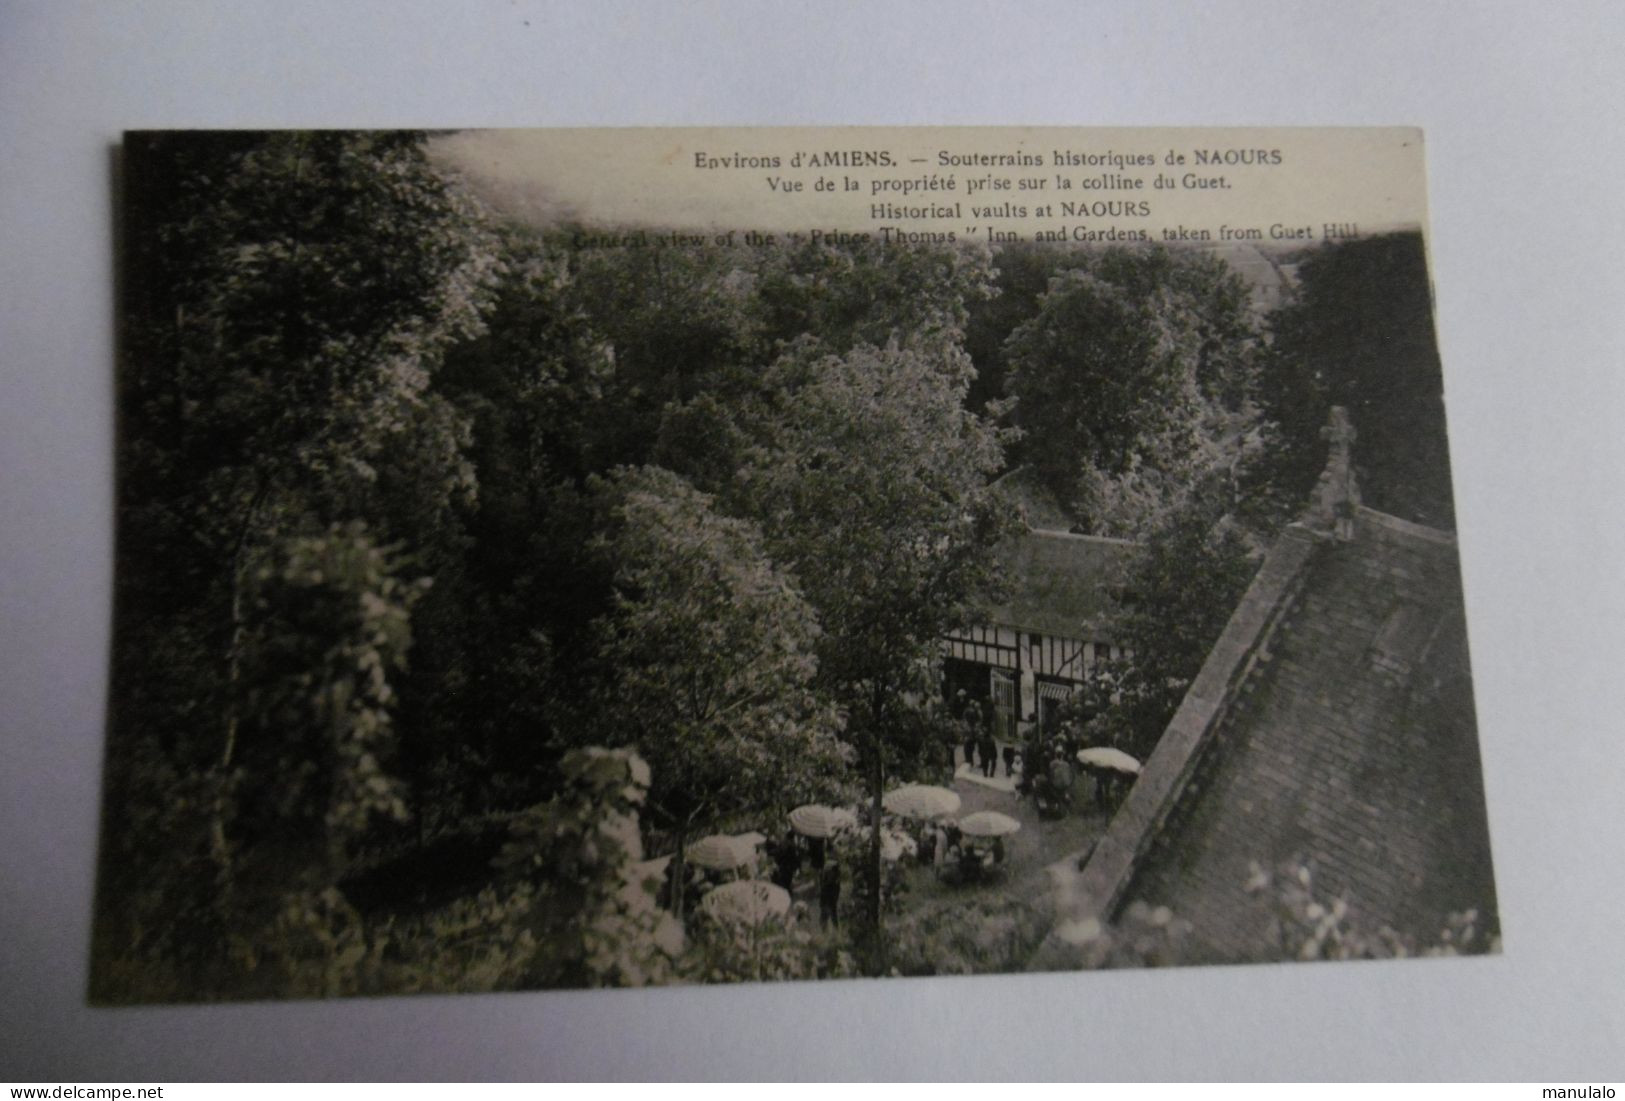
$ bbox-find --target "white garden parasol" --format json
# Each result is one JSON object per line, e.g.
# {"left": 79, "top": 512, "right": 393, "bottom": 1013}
{"left": 789, "top": 804, "right": 858, "bottom": 839}
{"left": 699, "top": 879, "right": 791, "bottom": 925}
{"left": 686, "top": 834, "right": 753, "bottom": 871}
{"left": 882, "top": 784, "right": 962, "bottom": 819}
{"left": 957, "top": 810, "right": 1022, "bottom": 838}
{"left": 1076, "top": 746, "right": 1142, "bottom": 775}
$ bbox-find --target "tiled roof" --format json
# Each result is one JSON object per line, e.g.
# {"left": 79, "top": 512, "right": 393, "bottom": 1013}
{"left": 981, "top": 466, "right": 1140, "bottom": 640}
{"left": 983, "top": 528, "right": 1139, "bottom": 640}
{"left": 1056, "top": 506, "right": 1496, "bottom": 961}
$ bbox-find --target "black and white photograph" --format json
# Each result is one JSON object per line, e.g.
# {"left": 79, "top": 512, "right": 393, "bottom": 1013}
{"left": 87, "top": 126, "right": 1500, "bottom": 1003}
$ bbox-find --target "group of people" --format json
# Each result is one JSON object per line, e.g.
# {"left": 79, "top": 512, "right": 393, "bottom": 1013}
{"left": 765, "top": 830, "right": 844, "bottom": 927}
{"left": 659, "top": 692, "right": 1136, "bottom": 931}
{"left": 953, "top": 693, "right": 1019, "bottom": 779}
{"left": 658, "top": 857, "right": 739, "bottom": 917}
{"left": 654, "top": 831, "right": 844, "bottom": 928}
{"left": 1019, "top": 730, "right": 1136, "bottom": 817}
{"left": 914, "top": 818, "right": 1007, "bottom": 883}
{"left": 1023, "top": 742, "right": 1077, "bottom": 815}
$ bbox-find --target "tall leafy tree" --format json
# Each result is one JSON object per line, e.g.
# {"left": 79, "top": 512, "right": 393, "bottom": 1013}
{"left": 491, "top": 747, "right": 684, "bottom": 989}
{"left": 566, "top": 240, "right": 767, "bottom": 472}
{"left": 1002, "top": 246, "right": 1259, "bottom": 534}
{"left": 1254, "top": 231, "right": 1454, "bottom": 528}
{"left": 733, "top": 341, "right": 1015, "bottom": 947}
{"left": 1078, "top": 491, "right": 1263, "bottom": 761}
{"left": 226, "top": 521, "right": 427, "bottom": 946}
{"left": 100, "top": 131, "right": 501, "bottom": 992}
{"left": 963, "top": 241, "right": 1074, "bottom": 412}
{"left": 576, "top": 466, "right": 849, "bottom": 915}
{"left": 753, "top": 236, "right": 996, "bottom": 357}
{"left": 412, "top": 227, "right": 618, "bottom": 809}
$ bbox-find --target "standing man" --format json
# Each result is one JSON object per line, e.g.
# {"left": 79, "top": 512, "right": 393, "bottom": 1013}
{"left": 819, "top": 856, "right": 842, "bottom": 927}
{"left": 772, "top": 828, "right": 801, "bottom": 891}
{"left": 960, "top": 697, "right": 982, "bottom": 772}
{"left": 1049, "top": 748, "right": 1075, "bottom": 814}
{"left": 979, "top": 728, "right": 998, "bottom": 778}
{"left": 950, "top": 690, "right": 971, "bottom": 773}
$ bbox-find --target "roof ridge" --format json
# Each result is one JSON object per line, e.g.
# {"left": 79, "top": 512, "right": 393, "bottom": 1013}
{"left": 1053, "top": 523, "right": 1323, "bottom": 933}
{"left": 1355, "top": 505, "right": 1456, "bottom": 547}
{"left": 1023, "top": 526, "right": 1142, "bottom": 549}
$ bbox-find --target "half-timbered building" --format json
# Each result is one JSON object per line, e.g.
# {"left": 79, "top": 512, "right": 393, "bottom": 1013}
{"left": 942, "top": 522, "right": 1140, "bottom": 743}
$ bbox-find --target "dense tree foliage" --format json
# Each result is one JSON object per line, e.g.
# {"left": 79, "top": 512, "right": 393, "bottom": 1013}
{"left": 99, "top": 131, "right": 502, "bottom": 997}
{"left": 1253, "top": 231, "right": 1455, "bottom": 529}
{"left": 999, "top": 246, "right": 1260, "bottom": 535}
{"left": 730, "top": 340, "right": 1016, "bottom": 944}
{"left": 96, "top": 132, "right": 1464, "bottom": 998}
{"left": 575, "top": 466, "right": 849, "bottom": 908}
{"left": 97, "top": 131, "right": 1017, "bottom": 995}
{"left": 1063, "top": 492, "right": 1264, "bottom": 762}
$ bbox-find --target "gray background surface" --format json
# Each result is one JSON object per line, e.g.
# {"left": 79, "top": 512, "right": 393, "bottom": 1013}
{"left": 2, "top": 0, "right": 1622, "bottom": 1081}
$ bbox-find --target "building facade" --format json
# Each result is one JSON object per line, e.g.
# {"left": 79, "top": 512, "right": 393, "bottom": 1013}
{"left": 942, "top": 525, "right": 1139, "bottom": 742}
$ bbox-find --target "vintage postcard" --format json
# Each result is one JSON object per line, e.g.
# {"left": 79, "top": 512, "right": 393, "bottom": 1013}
{"left": 93, "top": 126, "right": 1496, "bottom": 1002}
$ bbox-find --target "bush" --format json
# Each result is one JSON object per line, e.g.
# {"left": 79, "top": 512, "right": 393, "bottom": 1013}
{"left": 1057, "top": 901, "right": 1194, "bottom": 970}
{"left": 683, "top": 916, "right": 857, "bottom": 984}
{"left": 1245, "top": 859, "right": 1499, "bottom": 961}
{"left": 887, "top": 894, "right": 1050, "bottom": 976}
